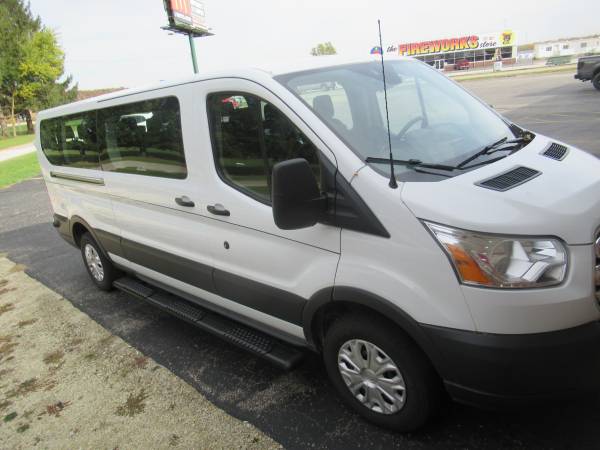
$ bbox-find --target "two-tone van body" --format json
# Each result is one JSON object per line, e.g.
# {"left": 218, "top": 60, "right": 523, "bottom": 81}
{"left": 36, "top": 57, "right": 600, "bottom": 431}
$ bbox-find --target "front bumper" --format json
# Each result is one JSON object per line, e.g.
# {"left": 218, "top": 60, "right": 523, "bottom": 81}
{"left": 423, "top": 321, "right": 600, "bottom": 408}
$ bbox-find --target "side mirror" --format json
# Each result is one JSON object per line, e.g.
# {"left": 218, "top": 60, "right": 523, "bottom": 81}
{"left": 272, "top": 158, "right": 325, "bottom": 230}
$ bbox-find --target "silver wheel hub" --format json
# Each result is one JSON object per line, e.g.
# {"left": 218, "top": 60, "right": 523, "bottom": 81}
{"left": 337, "top": 339, "right": 406, "bottom": 415}
{"left": 84, "top": 244, "right": 104, "bottom": 282}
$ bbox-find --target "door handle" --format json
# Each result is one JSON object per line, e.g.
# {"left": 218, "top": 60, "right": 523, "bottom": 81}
{"left": 175, "top": 196, "right": 195, "bottom": 207}
{"left": 207, "top": 203, "right": 230, "bottom": 216}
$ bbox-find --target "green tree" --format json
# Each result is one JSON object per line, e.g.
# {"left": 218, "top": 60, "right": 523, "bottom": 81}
{"left": 18, "top": 29, "right": 76, "bottom": 133}
{"left": 36, "top": 75, "right": 78, "bottom": 112}
{"left": 0, "top": 0, "right": 40, "bottom": 136}
{"left": 0, "top": 0, "right": 76, "bottom": 136}
{"left": 310, "top": 42, "right": 337, "bottom": 56}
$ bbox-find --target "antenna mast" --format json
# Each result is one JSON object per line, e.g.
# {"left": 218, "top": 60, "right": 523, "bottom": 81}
{"left": 377, "top": 20, "right": 397, "bottom": 189}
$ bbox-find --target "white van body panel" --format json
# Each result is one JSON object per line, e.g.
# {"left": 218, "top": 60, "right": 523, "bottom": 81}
{"left": 36, "top": 156, "right": 118, "bottom": 246}
{"left": 334, "top": 166, "right": 476, "bottom": 331}
{"left": 401, "top": 135, "right": 600, "bottom": 245}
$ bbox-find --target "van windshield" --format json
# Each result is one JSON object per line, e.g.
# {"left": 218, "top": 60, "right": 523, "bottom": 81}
{"left": 276, "top": 60, "right": 515, "bottom": 181}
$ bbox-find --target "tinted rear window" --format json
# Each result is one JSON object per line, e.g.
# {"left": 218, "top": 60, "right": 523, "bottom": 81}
{"left": 98, "top": 97, "right": 187, "bottom": 179}
{"left": 40, "top": 112, "right": 100, "bottom": 169}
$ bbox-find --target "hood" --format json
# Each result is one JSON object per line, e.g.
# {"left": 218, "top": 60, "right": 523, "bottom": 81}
{"left": 401, "top": 135, "right": 600, "bottom": 244}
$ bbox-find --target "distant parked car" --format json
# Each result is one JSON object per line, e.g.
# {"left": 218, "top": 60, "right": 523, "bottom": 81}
{"left": 575, "top": 55, "right": 600, "bottom": 91}
{"left": 454, "top": 59, "right": 470, "bottom": 70}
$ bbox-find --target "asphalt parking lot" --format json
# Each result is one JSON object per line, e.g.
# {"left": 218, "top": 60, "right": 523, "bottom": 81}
{"left": 462, "top": 71, "right": 600, "bottom": 155}
{"left": 1, "top": 71, "right": 600, "bottom": 449}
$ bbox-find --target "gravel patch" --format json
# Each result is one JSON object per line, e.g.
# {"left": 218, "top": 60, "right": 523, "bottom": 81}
{"left": 0, "top": 256, "right": 280, "bottom": 449}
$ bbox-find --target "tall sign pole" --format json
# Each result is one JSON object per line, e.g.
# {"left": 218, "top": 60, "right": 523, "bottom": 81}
{"left": 188, "top": 33, "right": 199, "bottom": 73}
{"left": 163, "top": 0, "right": 213, "bottom": 74}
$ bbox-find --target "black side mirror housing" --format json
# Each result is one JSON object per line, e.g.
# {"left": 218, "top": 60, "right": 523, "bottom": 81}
{"left": 272, "top": 158, "right": 325, "bottom": 230}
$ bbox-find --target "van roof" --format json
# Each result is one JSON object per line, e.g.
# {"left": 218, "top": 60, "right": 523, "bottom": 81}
{"left": 38, "top": 55, "right": 412, "bottom": 118}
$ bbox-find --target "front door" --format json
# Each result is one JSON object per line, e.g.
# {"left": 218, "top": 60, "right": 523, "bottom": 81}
{"left": 196, "top": 79, "right": 341, "bottom": 339}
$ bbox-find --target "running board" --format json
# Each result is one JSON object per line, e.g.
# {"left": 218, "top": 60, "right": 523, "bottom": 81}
{"left": 113, "top": 277, "right": 304, "bottom": 370}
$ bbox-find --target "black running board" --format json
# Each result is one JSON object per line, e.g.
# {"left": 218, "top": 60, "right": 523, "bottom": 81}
{"left": 113, "top": 276, "right": 304, "bottom": 370}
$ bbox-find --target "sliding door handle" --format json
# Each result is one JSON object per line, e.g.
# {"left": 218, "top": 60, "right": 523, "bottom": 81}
{"left": 175, "top": 196, "right": 195, "bottom": 207}
{"left": 207, "top": 203, "right": 230, "bottom": 216}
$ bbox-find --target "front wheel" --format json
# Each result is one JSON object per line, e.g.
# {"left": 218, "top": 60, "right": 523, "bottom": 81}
{"left": 593, "top": 73, "right": 600, "bottom": 91}
{"left": 323, "top": 314, "right": 441, "bottom": 432}
{"left": 80, "top": 232, "right": 118, "bottom": 291}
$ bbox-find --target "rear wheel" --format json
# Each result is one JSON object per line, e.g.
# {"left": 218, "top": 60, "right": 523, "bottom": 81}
{"left": 323, "top": 314, "right": 442, "bottom": 432}
{"left": 80, "top": 232, "right": 118, "bottom": 291}
{"left": 593, "top": 73, "right": 600, "bottom": 91}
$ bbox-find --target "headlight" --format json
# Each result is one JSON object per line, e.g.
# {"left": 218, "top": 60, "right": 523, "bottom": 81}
{"left": 425, "top": 222, "right": 567, "bottom": 288}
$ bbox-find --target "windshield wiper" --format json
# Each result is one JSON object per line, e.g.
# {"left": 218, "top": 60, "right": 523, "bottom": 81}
{"left": 365, "top": 157, "right": 457, "bottom": 172}
{"left": 366, "top": 136, "right": 528, "bottom": 174}
{"left": 455, "top": 137, "right": 526, "bottom": 169}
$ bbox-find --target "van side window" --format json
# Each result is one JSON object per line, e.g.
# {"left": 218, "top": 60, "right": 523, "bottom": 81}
{"left": 40, "top": 118, "right": 63, "bottom": 165}
{"left": 208, "top": 93, "right": 321, "bottom": 203}
{"left": 98, "top": 96, "right": 187, "bottom": 179}
{"left": 40, "top": 113, "right": 100, "bottom": 169}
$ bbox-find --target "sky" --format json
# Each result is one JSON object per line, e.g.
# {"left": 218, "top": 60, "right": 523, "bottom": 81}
{"left": 27, "top": 0, "right": 600, "bottom": 90}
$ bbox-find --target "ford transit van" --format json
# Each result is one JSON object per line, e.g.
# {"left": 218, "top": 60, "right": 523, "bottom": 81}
{"left": 36, "top": 57, "right": 600, "bottom": 431}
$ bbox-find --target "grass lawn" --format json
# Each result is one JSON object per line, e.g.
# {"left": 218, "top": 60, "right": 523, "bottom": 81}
{"left": 0, "top": 151, "right": 40, "bottom": 189}
{"left": 0, "top": 133, "right": 35, "bottom": 151}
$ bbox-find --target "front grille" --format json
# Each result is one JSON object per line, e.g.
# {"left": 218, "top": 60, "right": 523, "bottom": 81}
{"left": 476, "top": 166, "right": 541, "bottom": 192}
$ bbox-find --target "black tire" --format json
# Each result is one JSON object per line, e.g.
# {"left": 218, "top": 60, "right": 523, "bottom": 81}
{"left": 323, "top": 314, "right": 441, "bottom": 432}
{"left": 80, "top": 232, "right": 118, "bottom": 291}
{"left": 593, "top": 73, "right": 600, "bottom": 91}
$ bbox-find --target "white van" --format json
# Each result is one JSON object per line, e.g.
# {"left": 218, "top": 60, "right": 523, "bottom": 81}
{"left": 36, "top": 57, "right": 600, "bottom": 431}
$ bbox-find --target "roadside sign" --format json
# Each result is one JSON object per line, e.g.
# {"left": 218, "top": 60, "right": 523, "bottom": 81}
{"left": 162, "top": 0, "right": 214, "bottom": 74}
{"left": 382, "top": 30, "right": 517, "bottom": 57}
{"left": 164, "top": 0, "right": 209, "bottom": 35}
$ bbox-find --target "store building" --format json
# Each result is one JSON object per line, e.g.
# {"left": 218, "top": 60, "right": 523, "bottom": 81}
{"left": 372, "top": 30, "right": 517, "bottom": 71}
{"left": 533, "top": 35, "right": 600, "bottom": 59}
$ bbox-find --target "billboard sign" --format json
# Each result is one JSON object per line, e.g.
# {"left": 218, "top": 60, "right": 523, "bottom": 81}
{"left": 381, "top": 31, "right": 516, "bottom": 57}
{"left": 164, "top": 0, "right": 208, "bottom": 34}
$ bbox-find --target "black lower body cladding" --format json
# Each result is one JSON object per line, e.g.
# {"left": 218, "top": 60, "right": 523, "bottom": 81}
{"left": 423, "top": 321, "right": 600, "bottom": 407}
{"left": 69, "top": 226, "right": 307, "bottom": 326}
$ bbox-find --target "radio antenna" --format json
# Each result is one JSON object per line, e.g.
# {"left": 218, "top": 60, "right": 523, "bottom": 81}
{"left": 377, "top": 20, "right": 397, "bottom": 189}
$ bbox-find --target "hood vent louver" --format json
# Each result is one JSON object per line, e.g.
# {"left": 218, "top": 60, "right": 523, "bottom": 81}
{"left": 542, "top": 142, "right": 568, "bottom": 160}
{"left": 476, "top": 166, "right": 541, "bottom": 192}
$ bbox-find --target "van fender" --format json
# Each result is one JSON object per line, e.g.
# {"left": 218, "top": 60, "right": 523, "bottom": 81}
{"left": 303, "top": 286, "right": 445, "bottom": 373}
{"left": 69, "top": 215, "right": 122, "bottom": 261}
